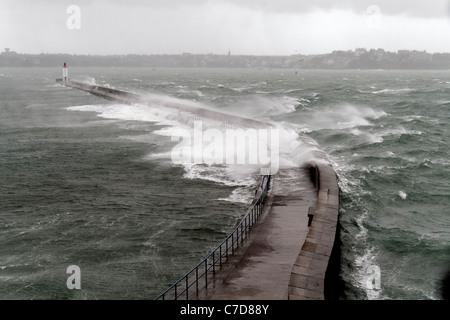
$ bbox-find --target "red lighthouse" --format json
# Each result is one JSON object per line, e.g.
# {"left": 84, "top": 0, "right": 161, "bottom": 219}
{"left": 63, "top": 62, "right": 68, "bottom": 83}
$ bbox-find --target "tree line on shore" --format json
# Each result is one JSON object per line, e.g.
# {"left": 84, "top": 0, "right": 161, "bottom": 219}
{"left": 2, "top": 48, "right": 450, "bottom": 69}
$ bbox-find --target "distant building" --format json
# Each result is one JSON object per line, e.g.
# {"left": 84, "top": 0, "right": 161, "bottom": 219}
{"left": 1, "top": 48, "right": 17, "bottom": 55}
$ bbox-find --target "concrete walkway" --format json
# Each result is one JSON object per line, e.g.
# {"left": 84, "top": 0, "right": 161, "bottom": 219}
{"left": 197, "top": 167, "right": 317, "bottom": 300}
{"left": 288, "top": 164, "right": 340, "bottom": 300}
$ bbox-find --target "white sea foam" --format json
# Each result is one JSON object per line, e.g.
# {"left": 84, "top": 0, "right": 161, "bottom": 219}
{"left": 67, "top": 92, "right": 326, "bottom": 205}
{"left": 297, "top": 103, "right": 386, "bottom": 131}
{"left": 399, "top": 191, "right": 407, "bottom": 200}
{"left": 218, "top": 187, "right": 254, "bottom": 204}
{"left": 354, "top": 246, "right": 382, "bottom": 300}
{"left": 215, "top": 95, "right": 298, "bottom": 119}
{"left": 333, "top": 160, "right": 384, "bottom": 299}
{"left": 67, "top": 100, "right": 261, "bottom": 197}
{"left": 182, "top": 163, "right": 256, "bottom": 187}
{"left": 46, "top": 83, "right": 65, "bottom": 88}
{"left": 379, "top": 125, "right": 423, "bottom": 137}
{"left": 350, "top": 128, "right": 384, "bottom": 143}
{"left": 372, "top": 88, "right": 413, "bottom": 94}
{"left": 255, "top": 95, "right": 298, "bottom": 116}
{"left": 67, "top": 103, "right": 178, "bottom": 125}
{"left": 74, "top": 76, "right": 97, "bottom": 85}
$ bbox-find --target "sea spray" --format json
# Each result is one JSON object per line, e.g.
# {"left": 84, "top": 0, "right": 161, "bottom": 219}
{"left": 4, "top": 67, "right": 446, "bottom": 299}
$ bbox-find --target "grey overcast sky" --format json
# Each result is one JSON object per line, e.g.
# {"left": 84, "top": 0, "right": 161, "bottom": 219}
{"left": 1, "top": 0, "right": 450, "bottom": 55}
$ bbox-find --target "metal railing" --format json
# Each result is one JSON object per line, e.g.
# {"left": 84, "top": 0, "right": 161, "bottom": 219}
{"left": 155, "top": 174, "right": 271, "bottom": 300}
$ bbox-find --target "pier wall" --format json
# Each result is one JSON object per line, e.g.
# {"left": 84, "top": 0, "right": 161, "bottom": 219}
{"left": 61, "top": 79, "right": 268, "bottom": 129}
{"left": 288, "top": 163, "right": 340, "bottom": 300}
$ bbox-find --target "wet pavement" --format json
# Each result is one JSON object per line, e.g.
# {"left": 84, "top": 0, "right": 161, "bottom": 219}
{"left": 197, "top": 167, "right": 318, "bottom": 300}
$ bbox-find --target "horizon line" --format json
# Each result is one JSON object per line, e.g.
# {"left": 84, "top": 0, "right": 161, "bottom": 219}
{"left": 3, "top": 48, "right": 450, "bottom": 57}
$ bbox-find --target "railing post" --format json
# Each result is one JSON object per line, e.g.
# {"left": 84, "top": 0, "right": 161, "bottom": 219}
{"left": 241, "top": 223, "right": 244, "bottom": 244}
{"left": 226, "top": 238, "right": 228, "bottom": 259}
{"left": 174, "top": 283, "right": 177, "bottom": 300}
{"left": 196, "top": 266, "right": 199, "bottom": 295}
{"left": 186, "top": 276, "right": 189, "bottom": 300}
{"left": 231, "top": 233, "right": 234, "bottom": 255}
{"left": 205, "top": 260, "right": 208, "bottom": 288}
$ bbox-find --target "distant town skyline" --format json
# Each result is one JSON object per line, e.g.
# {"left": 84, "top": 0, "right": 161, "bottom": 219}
{"left": 1, "top": 1, "right": 450, "bottom": 56}
{"left": 1, "top": 46, "right": 446, "bottom": 57}
{"left": 3, "top": 47, "right": 450, "bottom": 70}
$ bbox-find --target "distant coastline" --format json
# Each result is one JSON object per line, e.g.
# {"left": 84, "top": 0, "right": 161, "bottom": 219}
{"left": 2, "top": 48, "right": 450, "bottom": 69}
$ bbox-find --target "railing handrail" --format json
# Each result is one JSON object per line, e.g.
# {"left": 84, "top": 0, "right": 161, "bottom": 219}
{"left": 155, "top": 174, "right": 271, "bottom": 300}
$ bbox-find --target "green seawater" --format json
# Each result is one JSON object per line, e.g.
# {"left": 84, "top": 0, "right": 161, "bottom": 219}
{"left": 0, "top": 68, "right": 448, "bottom": 299}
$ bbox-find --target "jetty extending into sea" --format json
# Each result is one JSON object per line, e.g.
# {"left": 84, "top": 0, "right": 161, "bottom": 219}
{"left": 58, "top": 69, "right": 340, "bottom": 300}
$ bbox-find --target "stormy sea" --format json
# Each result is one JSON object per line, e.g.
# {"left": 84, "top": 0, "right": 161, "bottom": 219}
{"left": 0, "top": 67, "right": 448, "bottom": 299}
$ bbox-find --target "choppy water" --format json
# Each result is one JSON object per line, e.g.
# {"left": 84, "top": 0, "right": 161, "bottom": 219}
{"left": 0, "top": 67, "right": 449, "bottom": 299}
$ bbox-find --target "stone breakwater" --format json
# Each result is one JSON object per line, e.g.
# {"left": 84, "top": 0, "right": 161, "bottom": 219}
{"left": 288, "top": 163, "right": 340, "bottom": 300}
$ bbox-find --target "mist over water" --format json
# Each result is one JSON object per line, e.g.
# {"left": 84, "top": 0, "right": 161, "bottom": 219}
{"left": 1, "top": 68, "right": 449, "bottom": 299}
